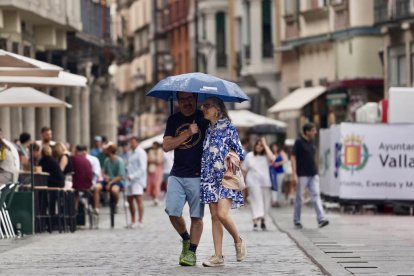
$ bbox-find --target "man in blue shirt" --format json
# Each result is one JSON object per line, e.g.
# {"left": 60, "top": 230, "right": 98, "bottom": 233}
{"left": 163, "top": 92, "right": 209, "bottom": 266}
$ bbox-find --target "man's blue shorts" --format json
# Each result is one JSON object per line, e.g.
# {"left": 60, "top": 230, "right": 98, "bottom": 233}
{"left": 165, "top": 176, "right": 204, "bottom": 218}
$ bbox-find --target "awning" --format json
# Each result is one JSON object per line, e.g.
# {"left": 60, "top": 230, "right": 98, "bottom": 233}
{"left": 0, "top": 87, "right": 72, "bottom": 108}
{"left": 0, "top": 71, "right": 87, "bottom": 87}
{"left": 268, "top": 86, "right": 326, "bottom": 114}
{"left": 0, "top": 49, "right": 62, "bottom": 77}
{"left": 228, "top": 110, "right": 286, "bottom": 128}
{"left": 140, "top": 134, "right": 164, "bottom": 150}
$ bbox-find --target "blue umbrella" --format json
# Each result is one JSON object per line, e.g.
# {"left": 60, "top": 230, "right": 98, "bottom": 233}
{"left": 146, "top": 72, "right": 249, "bottom": 103}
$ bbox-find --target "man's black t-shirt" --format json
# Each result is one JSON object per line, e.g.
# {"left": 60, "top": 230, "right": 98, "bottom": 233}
{"left": 292, "top": 136, "right": 318, "bottom": 177}
{"left": 164, "top": 109, "right": 209, "bottom": 177}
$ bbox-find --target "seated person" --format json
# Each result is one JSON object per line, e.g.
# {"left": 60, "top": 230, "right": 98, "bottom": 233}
{"left": 93, "top": 143, "right": 125, "bottom": 215}
{"left": 38, "top": 146, "right": 64, "bottom": 188}
{"left": 71, "top": 145, "right": 94, "bottom": 210}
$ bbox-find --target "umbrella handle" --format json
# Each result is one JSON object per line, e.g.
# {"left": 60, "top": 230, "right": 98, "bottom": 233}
{"left": 169, "top": 99, "right": 173, "bottom": 115}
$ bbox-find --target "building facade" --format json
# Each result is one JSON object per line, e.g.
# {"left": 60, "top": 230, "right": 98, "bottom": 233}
{"left": 274, "top": 0, "right": 384, "bottom": 138}
{"left": 375, "top": 0, "right": 414, "bottom": 97}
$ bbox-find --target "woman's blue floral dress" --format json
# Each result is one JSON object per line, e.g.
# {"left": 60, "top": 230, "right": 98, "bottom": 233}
{"left": 200, "top": 118, "right": 244, "bottom": 209}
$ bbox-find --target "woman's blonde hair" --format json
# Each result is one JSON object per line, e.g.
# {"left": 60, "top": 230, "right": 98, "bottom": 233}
{"left": 42, "top": 145, "right": 52, "bottom": 157}
{"left": 53, "top": 142, "right": 68, "bottom": 158}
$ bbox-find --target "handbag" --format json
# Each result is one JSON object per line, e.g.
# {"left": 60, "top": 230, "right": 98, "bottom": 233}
{"left": 222, "top": 152, "right": 246, "bottom": 191}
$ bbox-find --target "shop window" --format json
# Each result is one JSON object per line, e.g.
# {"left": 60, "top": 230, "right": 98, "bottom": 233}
{"left": 388, "top": 45, "right": 406, "bottom": 87}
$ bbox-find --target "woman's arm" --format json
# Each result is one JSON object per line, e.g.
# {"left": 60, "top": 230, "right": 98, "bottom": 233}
{"left": 59, "top": 155, "right": 68, "bottom": 172}
{"left": 261, "top": 137, "right": 276, "bottom": 163}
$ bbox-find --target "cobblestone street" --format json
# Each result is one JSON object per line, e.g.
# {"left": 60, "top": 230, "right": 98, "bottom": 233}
{"left": 0, "top": 200, "right": 324, "bottom": 275}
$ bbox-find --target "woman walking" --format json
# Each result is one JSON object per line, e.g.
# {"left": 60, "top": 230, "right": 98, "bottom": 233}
{"left": 241, "top": 138, "right": 273, "bottom": 231}
{"left": 269, "top": 143, "right": 288, "bottom": 207}
{"left": 200, "top": 96, "right": 246, "bottom": 267}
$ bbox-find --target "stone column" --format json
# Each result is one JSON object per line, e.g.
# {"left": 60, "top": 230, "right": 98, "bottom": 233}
{"left": 67, "top": 87, "right": 81, "bottom": 146}
{"left": 0, "top": 108, "right": 11, "bottom": 139}
{"left": 22, "top": 108, "right": 36, "bottom": 139}
{"left": 51, "top": 88, "right": 67, "bottom": 143}
{"left": 10, "top": 108, "right": 23, "bottom": 140}
{"left": 90, "top": 82, "right": 102, "bottom": 141}
{"left": 80, "top": 86, "right": 91, "bottom": 148}
{"left": 101, "top": 79, "right": 117, "bottom": 143}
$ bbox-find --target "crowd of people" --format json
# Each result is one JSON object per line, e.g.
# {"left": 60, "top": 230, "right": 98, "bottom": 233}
{"left": 0, "top": 91, "right": 328, "bottom": 268}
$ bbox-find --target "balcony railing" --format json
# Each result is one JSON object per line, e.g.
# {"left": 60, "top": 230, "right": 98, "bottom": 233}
{"left": 375, "top": 0, "right": 412, "bottom": 23}
{"left": 395, "top": 0, "right": 410, "bottom": 19}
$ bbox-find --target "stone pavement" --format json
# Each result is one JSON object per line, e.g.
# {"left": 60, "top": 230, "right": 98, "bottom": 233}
{"left": 0, "top": 200, "right": 324, "bottom": 275}
{"left": 269, "top": 203, "right": 414, "bottom": 276}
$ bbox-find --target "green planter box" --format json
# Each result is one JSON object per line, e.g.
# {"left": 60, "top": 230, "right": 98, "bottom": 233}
{"left": 8, "top": 191, "right": 34, "bottom": 235}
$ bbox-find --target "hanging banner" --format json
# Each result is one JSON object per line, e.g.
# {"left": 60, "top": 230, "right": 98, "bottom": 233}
{"left": 320, "top": 123, "right": 414, "bottom": 201}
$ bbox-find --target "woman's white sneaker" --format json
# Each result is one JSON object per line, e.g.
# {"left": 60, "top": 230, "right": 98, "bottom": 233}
{"left": 202, "top": 255, "right": 224, "bottom": 267}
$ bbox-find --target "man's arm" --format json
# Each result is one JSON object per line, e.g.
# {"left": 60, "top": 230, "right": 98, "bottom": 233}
{"left": 163, "top": 120, "right": 199, "bottom": 152}
{"left": 163, "top": 131, "right": 192, "bottom": 152}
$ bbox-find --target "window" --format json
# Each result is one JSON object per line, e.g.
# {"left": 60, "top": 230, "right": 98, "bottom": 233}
{"left": 388, "top": 45, "right": 406, "bottom": 86}
{"left": 262, "top": 0, "right": 273, "bottom": 58}
{"left": 215, "top": 12, "right": 227, "bottom": 67}
{"left": 374, "top": 0, "right": 388, "bottom": 22}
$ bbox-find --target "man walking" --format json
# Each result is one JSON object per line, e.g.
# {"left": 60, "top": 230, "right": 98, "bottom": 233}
{"left": 291, "top": 123, "right": 329, "bottom": 229}
{"left": 125, "top": 136, "right": 147, "bottom": 228}
{"left": 163, "top": 91, "right": 208, "bottom": 266}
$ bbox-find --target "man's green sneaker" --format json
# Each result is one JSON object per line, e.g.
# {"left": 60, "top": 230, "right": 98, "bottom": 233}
{"left": 179, "top": 250, "right": 196, "bottom": 266}
{"left": 179, "top": 240, "right": 191, "bottom": 262}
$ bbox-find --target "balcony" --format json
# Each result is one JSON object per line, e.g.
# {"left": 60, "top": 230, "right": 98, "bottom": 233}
{"left": 375, "top": 0, "right": 412, "bottom": 23}
{"left": 301, "top": 0, "right": 329, "bottom": 21}
{"left": 395, "top": 0, "right": 410, "bottom": 19}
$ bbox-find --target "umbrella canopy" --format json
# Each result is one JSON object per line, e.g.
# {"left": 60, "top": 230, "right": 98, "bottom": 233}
{"left": 146, "top": 72, "right": 249, "bottom": 103}
{"left": 228, "top": 110, "right": 286, "bottom": 129}
{"left": 0, "top": 87, "right": 72, "bottom": 108}
{"left": 0, "top": 49, "right": 62, "bottom": 77}
{"left": 0, "top": 71, "right": 87, "bottom": 87}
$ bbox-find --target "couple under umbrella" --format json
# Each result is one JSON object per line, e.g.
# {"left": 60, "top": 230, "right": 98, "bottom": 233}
{"left": 146, "top": 73, "right": 248, "bottom": 267}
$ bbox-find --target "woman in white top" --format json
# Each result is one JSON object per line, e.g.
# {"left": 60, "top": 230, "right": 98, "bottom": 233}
{"left": 241, "top": 137, "right": 274, "bottom": 231}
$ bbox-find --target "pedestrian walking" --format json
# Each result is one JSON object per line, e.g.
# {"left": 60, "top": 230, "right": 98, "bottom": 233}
{"left": 241, "top": 138, "right": 273, "bottom": 231}
{"left": 269, "top": 143, "right": 288, "bottom": 207}
{"left": 125, "top": 136, "right": 147, "bottom": 228}
{"left": 291, "top": 123, "right": 329, "bottom": 229}
{"left": 146, "top": 142, "right": 163, "bottom": 206}
{"left": 163, "top": 91, "right": 209, "bottom": 266}
{"left": 199, "top": 96, "right": 246, "bottom": 267}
